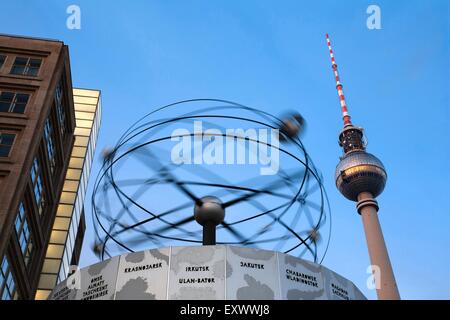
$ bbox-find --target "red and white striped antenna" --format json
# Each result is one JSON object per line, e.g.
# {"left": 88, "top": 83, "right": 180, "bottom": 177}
{"left": 326, "top": 33, "right": 352, "bottom": 127}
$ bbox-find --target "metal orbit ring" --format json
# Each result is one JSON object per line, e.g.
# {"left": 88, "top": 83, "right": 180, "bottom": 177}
{"left": 91, "top": 99, "right": 331, "bottom": 264}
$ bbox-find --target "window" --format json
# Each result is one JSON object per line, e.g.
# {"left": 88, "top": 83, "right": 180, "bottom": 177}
{"left": 0, "top": 55, "right": 5, "bottom": 69}
{"left": 0, "top": 133, "right": 16, "bottom": 157}
{"left": 0, "top": 91, "right": 29, "bottom": 113}
{"left": 55, "top": 81, "right": 67, "bottom": 137}
{"left": 10, "top": 57, "right": 42, "bottom": 76}
{"left": 0, "top": 256, "right": 18, "bottom": 300}
{"left": 30, "top": 158, "right": 45, "bottom": 216}
{"left": 44, "top": 118, "right": 57, "bottom": 174}
{"left": 15, "top": 202, "right": 34, "bottom": 267}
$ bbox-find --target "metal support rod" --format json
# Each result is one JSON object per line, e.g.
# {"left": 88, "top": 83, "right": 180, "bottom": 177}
{"left": 202, "top": 221, "right": 217, "bottom": 245}
{"left": 357, "top": 192, "right": 400, "bottom": 300}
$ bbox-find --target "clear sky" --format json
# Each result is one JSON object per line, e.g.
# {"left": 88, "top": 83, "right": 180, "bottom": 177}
{"left": 1, "top": 0, "right": 449, "bottom": 299}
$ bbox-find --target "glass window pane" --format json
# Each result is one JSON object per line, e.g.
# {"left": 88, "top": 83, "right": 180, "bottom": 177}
{"left": 66, "top": 168, "right": 82, "bottom": 180}
{"left": 35, "top": 290, "right": 51, "bottom": 300}
{"left": 75, "top": 119, "right": 93, "bottom": 128}
{"left": 59, "top": 262, "right": 66, "bottom": 281}
{"left": 62, "top": 256, "right": 69, "bottom": 279}
{"left": 29, "top": 59, "right": 41, "bottom": 68}
{"left": 1, "top": 257, "right": 8, "bottom": 272}
{"left": 74, "top": 128, "right": 91, "bottom": 136}
{"left": 69, "top": 157, "right": 84, "bottom": 169}
{"left": 74, "top": 103, "right": 96, "bottom": 112}
{"left": 12, "top": 102, "right": 26, "bottom": 114}
{"left": 14, "top": 57, "right": 27, "bottom": 66}
{"left": 10, "top": 93, "right": 29, "bottom": 113}
{"left": 53, "top": 217, "right": 71, "bottom": 230}
{"left": 10, "top": 65, "right": 25, "bottom": 75}
{"left": 1, "top": 134, "right": 15, "bottom": 145}
{"left": 0, "top": 146, "right": 11, "bottom": 157}
{"left": 42, "top": 259, "right": 60, "bottom": 274}
{"left": 50, "top": 230, "right": 67, "bottom": 244}
{"left": 73, "top": 96, "right": 98, "bottom": 105}
{"left": 46, "top": 245, "right": 64, "bottom": 259}
{"left": 75, "top": 111, "right": 95, "bottom": 120}
{"left": 60, "top": 191, "right": 76, "bottom": 204}
{"left": 63, "top": 180, "right": 79, "bottom": 192}
{"left": 0, "top": 133, "right": 15, "bottom": 157}
{"left": 15, "top": 93, "right": 29, "bottom": 104}
{"left": 73, "top": 89, "right": 100, "bottom": 98}
{"left": 38, "top": 274, "right": 57, "bottom": 290}
{"left": 72, "top": 147, "right": 87, "bottom": 158}
{"left": 56, "top": 204, "right": 73, "bottom": 217}
{"left": 15, "top": 217, "right": 21, "bottom": 232}
{"left": 27, "top": 67, "right": 39, "bottom": 77}
{"left": 0, "top": 91, "right": 14, "bottom": 103}
{"left": 74, "top": 136, "right": 89, "bottom": 147}
{"left": 0, "top": 102, "right": 10, "bottom": 112}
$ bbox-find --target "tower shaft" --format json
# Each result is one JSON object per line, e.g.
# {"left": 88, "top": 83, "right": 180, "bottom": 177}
{"left": 326, "top": 33, "right": 400, "bottom": 300}
{"left": 357, "top": 192, "right": 400, "bottom": 300}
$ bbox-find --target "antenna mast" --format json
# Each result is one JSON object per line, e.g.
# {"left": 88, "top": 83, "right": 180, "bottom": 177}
{"left": 326, "top": 33, "right": 352, "bottom": 127}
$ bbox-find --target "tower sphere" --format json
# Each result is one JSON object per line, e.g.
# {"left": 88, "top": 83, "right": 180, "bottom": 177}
{"left": 335, "top": 151, "right": 387, "bottom": 202}
{"left": 194, "top": 196, "right": 225, "bottom": 226}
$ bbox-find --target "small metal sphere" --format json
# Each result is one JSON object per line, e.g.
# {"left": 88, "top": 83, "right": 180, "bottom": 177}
{"left": 309, "top": 229, "right": 320, "bottom": 243}
{"left": 92, "top": 242, "right": 104, "bottom": 256}
{"left": 194, "top": 196, "right": 225, "bottom": 226}
{"left": 280, "top": 112, "right": 306, "bottom": 139}
{"left": 335, "top": 151, "right": 387, "bottom": 201}
{"left": 101, "top": 147, "right": 114, "bottom": 161}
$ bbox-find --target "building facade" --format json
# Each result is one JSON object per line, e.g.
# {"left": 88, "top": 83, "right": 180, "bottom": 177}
{"left": 0, "top": 34, "right": 100, "bottom": 300}
{"left": 35, "top": 89, "right": 101, "bottom": 300}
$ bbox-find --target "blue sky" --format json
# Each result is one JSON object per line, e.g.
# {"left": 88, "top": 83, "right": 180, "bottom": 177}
{"left": 1, "top": 0, "right": 449, "bottom": 299}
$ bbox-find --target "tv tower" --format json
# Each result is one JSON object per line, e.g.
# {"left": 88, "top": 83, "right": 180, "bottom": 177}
{"left": 325, "top": 34, "right": 400, "bottom": 300}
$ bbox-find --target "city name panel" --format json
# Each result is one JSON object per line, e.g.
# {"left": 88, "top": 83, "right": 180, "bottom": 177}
{"left": 49, "top": 245, "right": 366, "bottom": 300}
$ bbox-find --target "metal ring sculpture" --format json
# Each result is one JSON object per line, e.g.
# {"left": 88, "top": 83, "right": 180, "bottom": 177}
{"left": 91, "top": 99, "right": 331, "bottom": 263}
